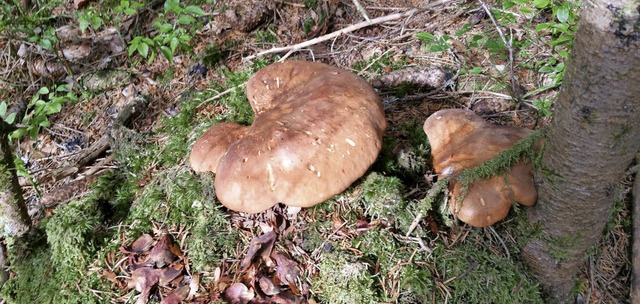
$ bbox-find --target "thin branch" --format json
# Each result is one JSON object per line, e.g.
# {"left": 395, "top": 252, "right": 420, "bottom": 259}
{"left": 478, "top": 0, "right": 521, "bottom": 103}
{"left": 352, "top": 0, "right": 370, "bottom": 21}
{"left": 243, "top": 8, "right": 419, "bottom": 61}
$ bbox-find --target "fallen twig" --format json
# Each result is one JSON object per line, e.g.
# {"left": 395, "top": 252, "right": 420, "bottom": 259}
{"left": 244, "top": 8, "right": 419, "bottom": 61}
{"left": 352, "top": 0, "right": 370, "bottom": 21}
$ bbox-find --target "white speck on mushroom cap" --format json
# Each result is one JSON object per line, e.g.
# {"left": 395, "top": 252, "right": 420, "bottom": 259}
{"left": 345, "top": 138, "right": 356, "bottom": 146}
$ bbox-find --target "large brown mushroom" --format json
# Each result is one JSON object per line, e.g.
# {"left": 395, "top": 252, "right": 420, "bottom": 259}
{"left": 423, "top": 109, "right": 536, "bottom": 227}
{"left": 190, "top": 60, "right": 387, "bottom": 213}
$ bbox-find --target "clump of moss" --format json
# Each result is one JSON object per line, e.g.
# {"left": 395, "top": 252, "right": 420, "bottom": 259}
{"left": 313, "top": 251, "right": 378, "bottom": 304}
{"left": 372, "top": 121, "right": 430, "bottom": 179}
{"left": 129, "top": 167, "right": 215, "bottom": 229}
{"left": 398, "top": 266, "right": 436, "bottom": 303}
{"left": 188, "top": 202, "right": 237, "bottom": 272}
{"left": 432, "top": 240, "right": 543, "bottom": 303}
{"left": 1, "top": 184, "right": 117, "bottom": 304}
{"left": 361, "top": 172, "right": 405, "bottom": 220}
{"left": 45, "top": 198, "right": 102, "bottom": 281}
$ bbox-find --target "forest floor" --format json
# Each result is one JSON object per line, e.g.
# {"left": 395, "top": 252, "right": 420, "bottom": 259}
{"left": 0, "top": 0, "right": 633, "bottom": 303}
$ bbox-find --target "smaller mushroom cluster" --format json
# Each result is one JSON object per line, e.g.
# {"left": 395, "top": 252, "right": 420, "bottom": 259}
{"left": 423, "top": 109, "right": 537, "bottom": 227}
{"left": 190, "top": 60, "right": 387, "bottom": 213}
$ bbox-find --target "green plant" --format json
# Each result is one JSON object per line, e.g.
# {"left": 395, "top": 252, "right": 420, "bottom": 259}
{"left": 0, "top": 101, "right": 16, "bottom": 124}
{"left": 415, "top": 0, "right": 579, "bottom": 116}
{"left": 416, "top": 32, "right": 451, "bottom": 52}
{"left": 128, "top": 0, "right": 205, "bottom": 63}
{"left": 11, "top": 85, "right": 77, "bottom": 140}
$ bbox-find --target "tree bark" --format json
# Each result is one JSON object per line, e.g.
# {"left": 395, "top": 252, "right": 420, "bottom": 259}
{"left": 0, "top": 122, "right": 31, "bottom": 239}
{"left": 633, "top": 154, "right": 640, "bottom": 303}
{"left": 521, "top": 0, "right": 640, "bottom": 302}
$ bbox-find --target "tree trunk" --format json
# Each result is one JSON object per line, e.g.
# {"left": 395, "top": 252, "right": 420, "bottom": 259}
{"left": 0, "top": 122, "right": 31, "bottom": 239}
{"left": 521, "top": 0, "right": 640, "bottom": 302}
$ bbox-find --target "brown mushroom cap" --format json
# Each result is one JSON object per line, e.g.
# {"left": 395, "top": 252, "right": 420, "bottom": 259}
{"left": 189, "top": 122, "right": 250, "bottom": 173}
{"left": 192, "top": 61, "right": 387, "bottom": 213}
{"left": 423, "top": 109, "right": 536, "bottom": 227}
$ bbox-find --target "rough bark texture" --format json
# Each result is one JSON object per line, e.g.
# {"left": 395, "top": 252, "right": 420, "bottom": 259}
{"left": 0, "top": 123, "right": 31, "bottom": 238}
{"left": 521, "top": 0, "right": 640, "bottom": 302}
{"left": 633, "top": 154, "right": 640, "bottom": 303}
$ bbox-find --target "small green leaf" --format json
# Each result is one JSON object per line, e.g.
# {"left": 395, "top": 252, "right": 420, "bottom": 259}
{"left": 29, "top": 126, "right": 40, "bottom": 139}
{"left": 164, "top": 0, "right": 181, "bottom": 13}
{"left": 160, "top": 45, "right": 173, "bottom": 62}
{"left": 5, "top": 112, "right": 16, "bottom": 124}
{"left": 538, "top": 66, "right": 553, "bottom": 73}
{"left": 469, "top": 67, "right": 483, "bottom": 74}
{"left": 124, "top": 7, "right": 136, "bottom": 15}
{"left": 0, "top": 102, "right": 6, "bottom": 117}
{"left": 556, "top": 6, "right": 570, "bottom": 23}
{"left": 39, "top": 39, "right": 53, "bottom": 50}
{"left": 550, "top": 34, "right": 573, "bottom": 46}
{"left": 128, "top": 43, "right": 138, "bottom": 56}
{"left": 557, "top": 49, "right": 569, "bottom": 60}
{"left": 158, "top": 23, "right": 173, "bottom": 33}
{"left": 518, "top": 7, "right": 533, "bottom": 14}
{"left": 38, "top": 87, "right": 50, "bottom": 95}
{"left": 137, "top": 42, "right": 149, "bottom": 58}
{"left": 90, "top": 16, "right": 102, "bottom": 30}
{"left": 554, "top": 62, "right": 565, "bottom": 73}
{"left": 532, "top": 0, "right": 549, "bottom": 8}
{"left": 416, "top": 32, "right": 435, "bottom": 42}
{"left": 177, "top": 15, "right": 195, "bottom": 25}
{"left": 184, "top": 5, "right": 205, "bottom": 16}
{"left": 170, "top": 37, "right": 179, "bottom": 52}
{"left": 535, "top": 23, "right": 551, "bottom": 31}
{"left": 78, "top": 16, "right": 89, "bottom": 32}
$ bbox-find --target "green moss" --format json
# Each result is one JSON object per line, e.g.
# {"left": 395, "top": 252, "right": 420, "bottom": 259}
{"left": 313, "top": 251, "right": 378, "bottom": 304}
{"left": 398, "top": 267, "right": 435, "bottom": 303}
{"left": 300, "top": 219, "right": 333, "bottom": 253}
{"left": 545, "top": 231, "right": 585, "bottom": 261}
{"left": 453, "top": 129, "right": 545, "bottom": 205}
{"left": 432, "top": 241, "right": 543, "bottom": 303}
{"left": 361, "top": 172, "right": 405, "bottom": 220}
{"left": 1, "top": 188, "right": 118, "bottom": 303}
{"left": 188, "top": 202, "right": 238, "bottom": 272}
{"left": 373, "top": 120, "right": 430, "bottom": 178}
{"left": 45, "top": 198, "right": 102, "bottom": 281}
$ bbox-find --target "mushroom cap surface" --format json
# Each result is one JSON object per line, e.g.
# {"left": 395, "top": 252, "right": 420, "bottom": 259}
{"left": 423, "top": 109, "right": 536, "bottom": 227}
{"left": 189, "top": 122, "right": 250, "bottom": 173}
{"left": 200, "top": 61, "right": 386, "bottom": 213}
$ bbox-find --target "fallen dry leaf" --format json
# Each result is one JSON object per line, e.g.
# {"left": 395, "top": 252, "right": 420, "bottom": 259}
{"left": 258, "top": 276, "right": 281, "bottom": 296}
{"left": 240, "top": 231, "right": 277, "bottom": 271}
{"left": 128, "top": 267, "right": 160, "bottom": 304}
{"left": 149, "top": 234, "right": 179, "bottom": 267}
{"left": 161, "top": 284, "right": 190, "bottom": 304}
{"left": 121, "top": 234, "right": 154, "bottom": 253}
{"left": 158, "top": 265, "right": 183, "bottom": 286}
{"left": 272, "top": 253, "right": 300, "bottom": 286}
{"left": 225, "top": 282, "right": 254, "bottom": 304}
{"left": 128, "top": 267, "right": 159, "bottom": 292}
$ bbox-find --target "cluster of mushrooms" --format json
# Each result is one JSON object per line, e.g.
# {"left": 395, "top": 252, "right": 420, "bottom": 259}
{"left": 190, "top": 60, "right": 536, "bottom": 227}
